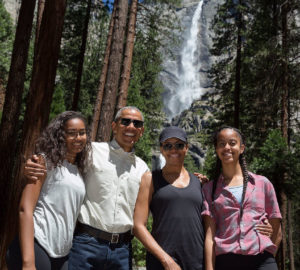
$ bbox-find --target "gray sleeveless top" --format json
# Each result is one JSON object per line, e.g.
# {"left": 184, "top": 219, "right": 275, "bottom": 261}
{"left": 147, "top": 170, "right": 204, "bottom": 270}
{"left": 33, "top": 160, "right": 85, "bottom": 257}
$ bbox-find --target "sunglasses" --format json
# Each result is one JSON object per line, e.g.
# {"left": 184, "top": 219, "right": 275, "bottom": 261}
{"left": 119, "top": 118, "right": 144, "bottom": 128}
{"left": 162, "top": 143, "right": 186, "bottom": 151}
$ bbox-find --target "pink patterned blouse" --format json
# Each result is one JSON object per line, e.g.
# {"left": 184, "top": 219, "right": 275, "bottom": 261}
{"left": 202, "top": 172, "right": 282, "bottom": 256}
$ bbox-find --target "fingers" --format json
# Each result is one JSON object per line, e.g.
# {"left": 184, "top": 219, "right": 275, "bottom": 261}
{"left": 24, "top": 158, "right": 47, "bottom": 183}
{"left": 255, "top": 223, "right": 273, "bottom": 238}
{"left": 193, "top": 172, "right": 210, "bottom": 184}
{"left": 26, "top": 158, "right": 45, "bottom": 169}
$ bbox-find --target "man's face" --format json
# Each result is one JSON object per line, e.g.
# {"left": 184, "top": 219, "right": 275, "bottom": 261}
{"left": 111, "top": 109, "right": 144, "bottom": 152}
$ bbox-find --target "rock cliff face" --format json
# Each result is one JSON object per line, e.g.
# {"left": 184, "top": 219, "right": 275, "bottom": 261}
{"left": 161, "top": 0, "right": 221, "bottom": 119}
{"left": 156, "top": 0, "right": 222, "bottom": 169}
{"left": 3, "top": 0, "right": 20, "bottom": 23}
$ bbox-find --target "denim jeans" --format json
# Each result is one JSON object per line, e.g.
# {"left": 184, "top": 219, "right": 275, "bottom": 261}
{"left": 68, "top": 232, "right": 132, "bottom": 270}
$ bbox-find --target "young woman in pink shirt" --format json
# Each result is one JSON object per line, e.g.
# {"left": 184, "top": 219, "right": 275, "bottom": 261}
{"left": 202, "top": 126, "right": 282, "bottom": 270}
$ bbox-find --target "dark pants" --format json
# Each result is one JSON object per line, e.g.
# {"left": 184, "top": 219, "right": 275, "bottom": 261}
{"left": 68, "top": 232, "right": 132, "bottom": 270}
{"left": 6, "top": 237, "right": 68, "bottom": 270}
{"left": 216, "top": 252, "right": 278, "bottom": 270}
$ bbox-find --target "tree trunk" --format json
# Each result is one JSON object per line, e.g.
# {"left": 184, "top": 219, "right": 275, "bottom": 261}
{"left": 4, "top": 0, "right": 67, "bottom": 261}
{"left": 96, "top": 0, "right": 128, "bottom": 142}
{"left": 116, "top": 0, "right": 138, "bottom": 110}
{"left": 72, "top": 0, "right": 92, "bottom": 110}
{"left": 0, "top": 0, "right": 36, "bottom": 266}
{"left": 91, "top": 3, "right": 117, "bottom": 141}
{"left": 279, "top": 0, "right": 290, "bottom": 269}
{"left": 34, "top": 0, "right": 46, "bottom": 56}
{"left": 233, "top": 1, "right": 242, "bottom": 129}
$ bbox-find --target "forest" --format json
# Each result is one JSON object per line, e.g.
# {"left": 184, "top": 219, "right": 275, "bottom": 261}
{"left": 0, "top": 0, "right": 299, "bottom": 269}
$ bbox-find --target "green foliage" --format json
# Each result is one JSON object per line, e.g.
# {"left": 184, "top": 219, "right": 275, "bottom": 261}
{"left": 50, "top": 84, "right": 66, "bottom": 120}
{"left": 53, "top": 0, "right": 109, "bottom": 120}
{"left": 202, "top": 146, "right": 217, "bottom": 180}
{"left": 0, "top": 0, "right": 14, "bottom": 84}
{"left": 250, "top": 130, "right": 288, "bottom": 177}
{"left": 127, "top": 3, "right": 180, "bottom": 167}
{"left": 184, "top": 152, "right": 201, "bottom": 173}
{"left": 250, "top": 130, "right": 300, "bottom": 198}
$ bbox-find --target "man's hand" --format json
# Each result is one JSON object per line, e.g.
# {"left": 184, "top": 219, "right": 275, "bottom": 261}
{"left": 24, "top": 155, "right": 47, "bottom": 182}
{"left": 194, "top": 172, "right": 210, "bottom": 184}
{"left": 255, "top": 219, "right": 273, "bottom": 238}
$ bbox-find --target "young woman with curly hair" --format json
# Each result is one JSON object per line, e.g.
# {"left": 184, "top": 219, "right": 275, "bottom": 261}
{"left": 202, "top": 126, "right": 282, "bottom": 270}
{"left": 6, "top": 111, "right": 92, "bottom": 270}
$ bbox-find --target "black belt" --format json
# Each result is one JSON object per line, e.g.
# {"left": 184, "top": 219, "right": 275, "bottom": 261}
{"left": 75, "top": 222, "right": 133, "bottom": 244}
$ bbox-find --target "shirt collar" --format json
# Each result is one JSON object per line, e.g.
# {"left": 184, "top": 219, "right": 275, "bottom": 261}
{"left": 218, "top": 172, "right": 255, "bottom": 186}
{"left": 109, "top": 139, "right": 136, "bottom": 160}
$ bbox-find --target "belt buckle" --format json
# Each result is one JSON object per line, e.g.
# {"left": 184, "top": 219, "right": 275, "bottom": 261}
{"left": 111, "top": 233, "right": 119, "bottom": 244}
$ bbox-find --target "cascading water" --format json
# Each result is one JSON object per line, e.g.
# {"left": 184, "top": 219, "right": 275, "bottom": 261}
{"left": 164, "top": 0, "right": 206, "bottom": 119}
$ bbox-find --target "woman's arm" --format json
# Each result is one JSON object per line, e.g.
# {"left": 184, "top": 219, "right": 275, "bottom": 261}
{"left": 269, "top": 218, "right": 282, "bottom": 255}
{"left": 203, "top": 215, "right": 216, "bottom": 270}
{"left": 133, "top": 172, "right": 181, "bottom": 270}
{"left": 19, "top": 156, "right": 46, "bottom": 270}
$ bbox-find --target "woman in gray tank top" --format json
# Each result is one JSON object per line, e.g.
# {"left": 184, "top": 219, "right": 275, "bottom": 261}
{"left": 6, "top": 111, "right": 92, "bottom": 270}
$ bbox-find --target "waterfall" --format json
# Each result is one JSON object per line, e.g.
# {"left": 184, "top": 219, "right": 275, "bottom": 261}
{"left": 163, "top": 0, "right": 206, "bottom": 119}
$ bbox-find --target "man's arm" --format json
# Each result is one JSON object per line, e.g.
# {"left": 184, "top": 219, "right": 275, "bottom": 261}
{"left": 24, "top": 155, "right": 47, "bottom": 182}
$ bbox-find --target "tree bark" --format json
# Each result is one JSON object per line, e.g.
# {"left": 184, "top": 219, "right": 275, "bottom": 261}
{"left": 91, "top": 3, "right": 117, "bottom": 141}
{"left": 34, "top": 0, "right": 46, "bottom": 56}
{"left": 96, "top": 0, "right": 128, "bottom": 142}
{"left": 279, "top": 0, "right": 290, "bottom": 269}
{"left": 4, "top": 0, "right": 67, "bottom": 261}
{"left": 72, "top": 0, "right": 92, "bottom": 110}
{"left": 0, "top": 1, "right": 36, "bottom": 266}
{"left": 233, "top": 1, "right": 242, "bottom": 129}
{"left": 116, "top": 0, "right": 138, "bottom": 110}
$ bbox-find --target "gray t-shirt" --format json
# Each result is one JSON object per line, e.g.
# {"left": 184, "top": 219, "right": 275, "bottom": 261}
{"left": 34, "top": 160, "right": 85, "bottom": 257}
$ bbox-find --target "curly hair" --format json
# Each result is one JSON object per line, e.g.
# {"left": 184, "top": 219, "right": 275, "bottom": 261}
{"left": 211, "top": 126, "right": 251, "bottom": 217}
{"left": 35, "top": 111, "right": 92, "bottom": 173}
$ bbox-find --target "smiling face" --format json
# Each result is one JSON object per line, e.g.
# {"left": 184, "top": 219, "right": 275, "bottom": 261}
{"left": 111, "top": 108, "right": 144, "bottom": 152}
{"left": 64, "top": 118, "right": 87, "bottom": 157}
{"left": 215, "top": 128, "right": 245, "bottom": 165}
{"left": 160, "top": 137, "right": 188, "bottom": 166}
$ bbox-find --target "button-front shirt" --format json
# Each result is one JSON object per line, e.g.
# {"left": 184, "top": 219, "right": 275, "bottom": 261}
{"left": 78, "top": 140, "right": 149, "bottom": 233}
{"left": 202, "top": 172, "right": 282, "bottom": 256}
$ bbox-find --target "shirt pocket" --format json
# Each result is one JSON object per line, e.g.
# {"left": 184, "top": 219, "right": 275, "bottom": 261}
{"left": 123, "top": 174, "right": 141, "bottom": 206}
{"left": 85, "top": 166, "right": 116, "bottom": 202}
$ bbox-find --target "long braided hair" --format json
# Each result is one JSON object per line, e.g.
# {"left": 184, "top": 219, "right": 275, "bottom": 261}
{"left": 211, "top": 126, "right": 251, "bottom": 217}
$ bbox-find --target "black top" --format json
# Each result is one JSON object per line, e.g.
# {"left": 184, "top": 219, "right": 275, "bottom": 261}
{"left": 146, "top": 169, "right": 204, "bottom": 270}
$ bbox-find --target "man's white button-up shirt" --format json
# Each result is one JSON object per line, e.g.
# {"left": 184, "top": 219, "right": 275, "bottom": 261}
{"left": 78, "top": 140, "right": 149, "bottom": 233}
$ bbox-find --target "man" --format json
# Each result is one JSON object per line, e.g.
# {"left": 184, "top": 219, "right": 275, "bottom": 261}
{"left": 25, "top": 106, "right": 149, "bottom": 270}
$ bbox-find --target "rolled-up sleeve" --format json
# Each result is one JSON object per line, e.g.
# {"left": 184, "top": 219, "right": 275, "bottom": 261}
{"left": 264, "top": 178, "right": 282, "bottom": 219}
{"left": 201, "top": 182, "right": 214, "bottom": 218}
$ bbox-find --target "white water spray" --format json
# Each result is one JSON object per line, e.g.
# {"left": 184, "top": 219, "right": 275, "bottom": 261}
{"left": 166, "top": 0, "right": 205, "bottom": 119}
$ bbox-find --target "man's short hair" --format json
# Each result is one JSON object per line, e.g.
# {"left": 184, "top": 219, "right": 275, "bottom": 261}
{"left": 114, "top": 106, "right": 144, "bottom": 122}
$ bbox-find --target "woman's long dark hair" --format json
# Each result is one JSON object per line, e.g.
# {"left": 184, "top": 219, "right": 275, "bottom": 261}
{"left": 211, "top": 126, "right": 251, "bottom": 217}
{"left": 35, "top": 111, "right": 92, "bottom": 172}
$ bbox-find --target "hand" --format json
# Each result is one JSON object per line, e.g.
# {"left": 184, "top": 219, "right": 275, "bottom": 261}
{"left": 194, "top": 172, "right": 210, "bottom": 184}
{"left": 255, "top": 219, "right": 273, "bottom": 238}
{"left": 24, "top": 155, "right": 47, "bottom": 183}
{"left": 162, "top": 255, "right": 182, "bottom": 270}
